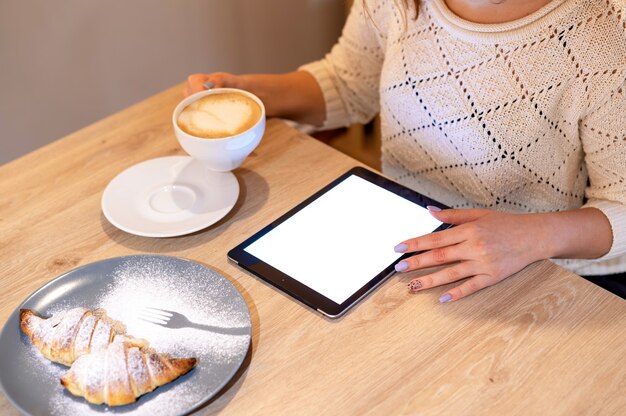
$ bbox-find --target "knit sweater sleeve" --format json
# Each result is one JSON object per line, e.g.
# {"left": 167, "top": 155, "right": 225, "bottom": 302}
{"left": 299, "top": 0, "right": 385, "bottom": 130}
{"left": 580, "top": 80, "right": 626, "bottom": 261}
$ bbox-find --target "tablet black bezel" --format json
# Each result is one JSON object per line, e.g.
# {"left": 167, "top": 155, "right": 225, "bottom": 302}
{"left": 227, "top": 166, "right": 451, "bottom": 318}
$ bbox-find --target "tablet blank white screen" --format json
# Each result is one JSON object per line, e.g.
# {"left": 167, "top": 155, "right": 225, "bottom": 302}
{"left": 244, "top": 175, "right": 442, "bottom": 305}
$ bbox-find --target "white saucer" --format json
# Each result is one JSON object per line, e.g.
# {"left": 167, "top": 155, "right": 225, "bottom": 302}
{"left": 102, "top": 156, "right": 239, "bottom": 237}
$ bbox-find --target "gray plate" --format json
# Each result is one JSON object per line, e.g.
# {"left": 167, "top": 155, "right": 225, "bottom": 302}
{"left": 0, "top": 255, "right": 251, "bottom": 416}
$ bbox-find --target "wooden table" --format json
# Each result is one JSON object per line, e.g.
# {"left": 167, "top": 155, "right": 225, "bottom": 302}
{"left": 1, "top": 85, "right": 625, "bottom": 416}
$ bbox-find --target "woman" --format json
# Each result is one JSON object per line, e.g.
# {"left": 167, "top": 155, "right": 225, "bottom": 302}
{"left": 185, "top": 0, "right": 626, "bottom": 301}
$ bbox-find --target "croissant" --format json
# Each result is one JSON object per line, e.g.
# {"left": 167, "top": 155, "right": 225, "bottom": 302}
{"left": 61, "top": 336, "right": 197, "bottom": 406}
{"left": 20, "top": 307, "right": 131, "bottom": 366}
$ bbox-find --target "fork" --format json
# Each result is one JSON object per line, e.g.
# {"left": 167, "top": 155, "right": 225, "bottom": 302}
{"left": 138, "top": 307, "right": 250, "bottom": 336}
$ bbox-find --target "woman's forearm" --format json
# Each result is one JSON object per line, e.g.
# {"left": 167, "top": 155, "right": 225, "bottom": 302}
{"left": 238, "top": 71, "right": 326, "bottom": 126}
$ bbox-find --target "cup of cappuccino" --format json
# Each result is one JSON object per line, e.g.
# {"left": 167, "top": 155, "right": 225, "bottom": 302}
{"left": 173, "top": 88, "right": 265, "bottom": 171}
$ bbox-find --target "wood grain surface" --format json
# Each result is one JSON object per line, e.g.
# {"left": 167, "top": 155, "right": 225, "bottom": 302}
{"left": 0, "top": 85, "right": 624, "bottom": 416}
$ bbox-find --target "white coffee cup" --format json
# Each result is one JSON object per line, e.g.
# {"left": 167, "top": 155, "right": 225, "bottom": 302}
{"left": 173, "top": 88, "right": 266, "bottom": 172}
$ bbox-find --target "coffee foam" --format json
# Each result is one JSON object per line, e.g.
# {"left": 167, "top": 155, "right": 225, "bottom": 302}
{"left": 177, "top": 92, "right": 261, "bottom": 139}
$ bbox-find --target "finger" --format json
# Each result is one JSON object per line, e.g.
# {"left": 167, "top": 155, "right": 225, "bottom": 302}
{"left": 395, "top": 243, "right": 467, "bottom": 272}
{"left": 407, "top": 262, "right": 476, "bottom": 292}
{"left": 438, "top": 274, "right": 495, "bottom": 302}
{"left": 185, "top": 74, "right": 210, "bottom": 97}
{"left": 394, "top": 226, "right": 465, "bottom": 254}
{"left": 204, "top": 72, "right": 236, "bottom": 89}
{"left": 427, "top": 207, "right": 487, "bottom": 225}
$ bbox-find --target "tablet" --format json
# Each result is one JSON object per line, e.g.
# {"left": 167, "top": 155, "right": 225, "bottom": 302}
{"left": 227, "top": 167, "right": 451, "bottom": 318}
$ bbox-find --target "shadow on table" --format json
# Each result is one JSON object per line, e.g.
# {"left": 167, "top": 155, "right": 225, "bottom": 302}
{"left": 100, "top": 168, "right": 269, "bottom": 252}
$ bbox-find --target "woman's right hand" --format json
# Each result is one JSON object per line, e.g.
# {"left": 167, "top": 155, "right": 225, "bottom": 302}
{"left": 183, "top": 73, "right": 242, "bottom": 97}
{"left": 183, "top": 71, "right": 326, "bottom": 126}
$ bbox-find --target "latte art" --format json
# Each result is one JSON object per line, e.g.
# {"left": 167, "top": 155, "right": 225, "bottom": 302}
{"left": 177, "top": 92, "right": 262, "bottom": 139}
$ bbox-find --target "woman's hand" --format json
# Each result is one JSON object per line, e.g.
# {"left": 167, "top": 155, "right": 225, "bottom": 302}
{"left": 394, "top": 205, "right": 612, "bottom": 302}
{"left": 183, "top": 73, "right": 241, "bottom": 97}
{"left": 182, "top": 71, "right": 326, "bottom": 125}
{"left": 394, "top": 207, "right": 552, "bottom": 302}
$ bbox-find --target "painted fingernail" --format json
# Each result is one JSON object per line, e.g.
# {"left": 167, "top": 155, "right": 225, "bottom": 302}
{"left": 395, "top": 261, "right": 409, "bottom": 272}
{"left": 408, "top": 280, "right": 422, "bottom": 291}
{"left": 427, "top": 205, "right": 442, "bottom": 212}
{"left": 394, "top": 243, "right": 408, "bottom": 253}
{"left": 202, "top": 81, "right": 215, "bottom": 89}
{"left": 439, "top": 293, "right": 453, "bottom": 303}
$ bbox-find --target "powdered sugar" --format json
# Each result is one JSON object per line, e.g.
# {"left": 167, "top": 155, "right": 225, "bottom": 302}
{"left": 23, "top": 338, "right": 68, "bottom": 380}
{"left": 73, "top": 313, "right": 97, "bottom": 358}
{"left": 28, "top": 255, "right": 252, "bottom": 416}
{"left": 99, "top": 257, "right": 250, "bottom": 362}
{"left": 89, "top": 319, "right": 113, "bottom": 352}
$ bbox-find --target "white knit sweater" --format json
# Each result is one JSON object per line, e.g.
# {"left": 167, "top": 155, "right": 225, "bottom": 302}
{"left": 301, "top": 0, "right": 626, "bottom": 276}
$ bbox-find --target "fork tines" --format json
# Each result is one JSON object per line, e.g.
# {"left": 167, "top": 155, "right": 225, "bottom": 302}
{"left": 138, "top": 307, "right": 173, "bottom": 325}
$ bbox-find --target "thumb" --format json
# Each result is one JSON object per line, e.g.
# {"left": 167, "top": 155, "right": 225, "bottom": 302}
{"left": 184, "top": 73, "right": 210, "bottom": 97}
{"left": 427, "top": 206, "right": 486, "bottom": 225}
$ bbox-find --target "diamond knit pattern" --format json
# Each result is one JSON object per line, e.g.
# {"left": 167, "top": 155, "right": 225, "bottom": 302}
{"left": 301, "top": 0, "right": 626, "bottom": 275}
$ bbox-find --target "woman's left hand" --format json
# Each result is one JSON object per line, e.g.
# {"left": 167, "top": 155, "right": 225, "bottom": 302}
{"left": 394, "top": 207, "right": 551, "bottom": 302}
